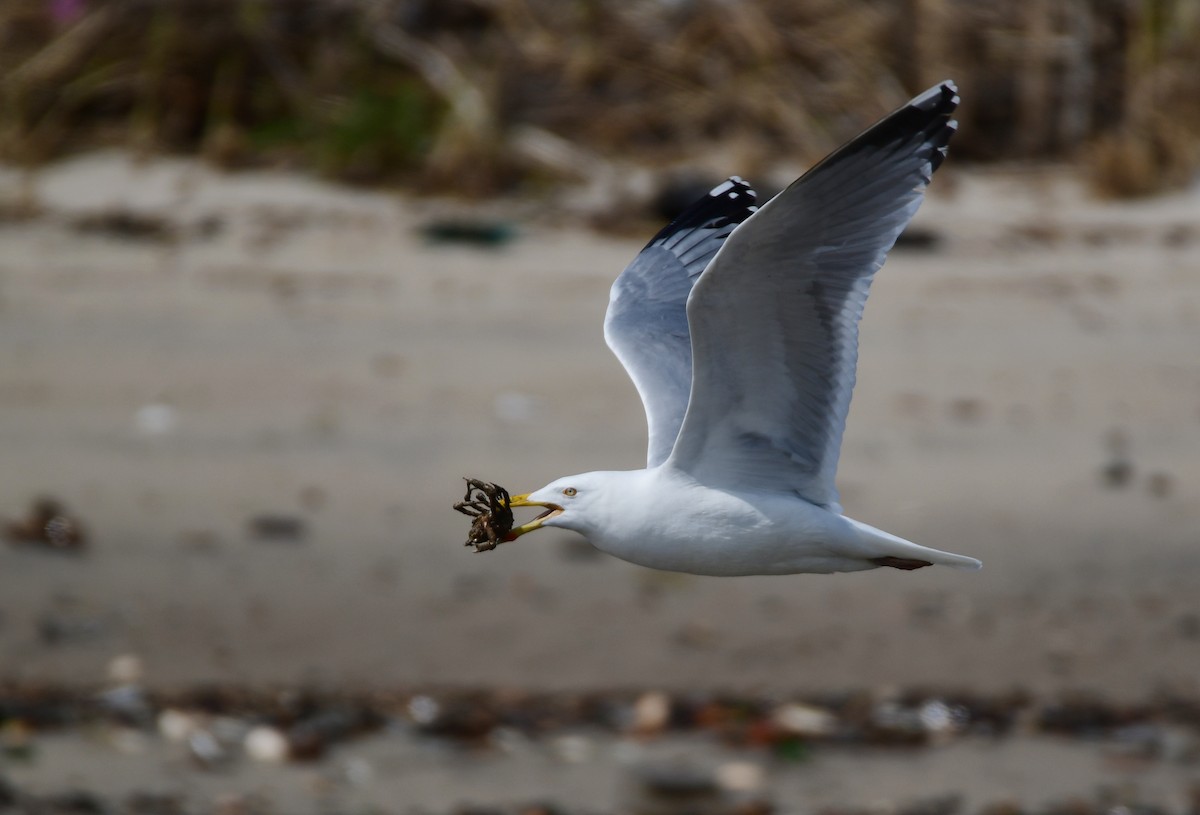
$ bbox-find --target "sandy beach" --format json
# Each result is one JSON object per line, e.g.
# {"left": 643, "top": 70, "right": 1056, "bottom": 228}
{"left": 2, "top": 153, "right": 1199, "bottom": 809}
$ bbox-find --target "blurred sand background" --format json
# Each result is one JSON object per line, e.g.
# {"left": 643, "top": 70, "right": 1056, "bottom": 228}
{"left": 3, "top": 153, "right": 1200, "bottom": 696}
{"left": 2, "top": 0, "right": 1200, "bottom": 811}
{"left": 3, "top": 151, "right": 1200, "bottom": 812}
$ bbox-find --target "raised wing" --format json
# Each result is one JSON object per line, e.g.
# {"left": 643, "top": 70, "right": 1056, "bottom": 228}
{"left": 604, "top": 178, "right": 758, "bottom": 467}
{"left": 666, "top": 82, "right": 959, "bottom": 511}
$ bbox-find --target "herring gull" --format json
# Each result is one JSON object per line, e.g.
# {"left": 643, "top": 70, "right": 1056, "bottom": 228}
{"left": 505, "top": 81, "right": 982, "bottom": 576}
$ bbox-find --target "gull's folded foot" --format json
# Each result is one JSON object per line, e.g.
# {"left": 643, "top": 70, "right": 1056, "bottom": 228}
{"left": 871, "top": 556, "right": 933, "bottom": 571}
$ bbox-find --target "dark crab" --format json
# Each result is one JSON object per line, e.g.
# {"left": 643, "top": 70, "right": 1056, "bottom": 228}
{"left": 452, "top": 478, "right": 515, "bottom": 552}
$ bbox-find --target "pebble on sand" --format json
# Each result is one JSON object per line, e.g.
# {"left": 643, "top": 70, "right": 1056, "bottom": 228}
{"left": 244, "top": 726, "right": 290, "bottom": 764}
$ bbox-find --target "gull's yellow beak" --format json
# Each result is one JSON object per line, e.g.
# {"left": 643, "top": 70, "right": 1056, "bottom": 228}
{"left": 504, "top": 494, "right": 564, "bottom": 541}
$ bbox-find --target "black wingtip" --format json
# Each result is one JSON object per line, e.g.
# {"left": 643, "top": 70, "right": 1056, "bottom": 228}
{"left": 788, "top": 81, "right": 961, "bottom": 193}
{"left": 840, "top": 81, "right": 960, "bottom": 169}
{"left": 910, "top": 80, "right": 959, "bottom": 116}
{"left": 895, "top": 81, "right": 959, "bottom": 136}
{"left": 645, "top": 176, "right": 758, "bottom": 249}
{"left": 918, "top": 82, "right": 959, "bottom": 172}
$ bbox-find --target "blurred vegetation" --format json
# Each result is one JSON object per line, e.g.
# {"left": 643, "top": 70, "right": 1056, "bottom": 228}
{"left": 0, "top": 0, "right": 1197, "bottom": 197}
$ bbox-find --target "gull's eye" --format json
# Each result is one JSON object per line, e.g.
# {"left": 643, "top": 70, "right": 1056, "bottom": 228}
{"left": 562, "top": 487, "right": 577, "bottom": 497}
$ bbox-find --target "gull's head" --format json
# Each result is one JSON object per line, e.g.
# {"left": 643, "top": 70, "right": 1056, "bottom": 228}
{"left": 506, "top": 471, "right": 623, "bottom": 541}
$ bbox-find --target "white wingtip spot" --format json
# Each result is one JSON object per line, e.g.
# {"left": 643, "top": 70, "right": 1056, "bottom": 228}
{"left": 709, "top": 179, "right": 736, "bottom": 197}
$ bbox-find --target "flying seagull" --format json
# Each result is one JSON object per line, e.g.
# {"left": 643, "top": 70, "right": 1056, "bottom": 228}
{"left": 505, "top": 82, "right": 981, "bottom": 575}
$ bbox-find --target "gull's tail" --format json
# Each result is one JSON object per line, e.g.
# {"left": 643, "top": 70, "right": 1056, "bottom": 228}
{"left": 847, "top": 518, "right": 983, "bottom": 571}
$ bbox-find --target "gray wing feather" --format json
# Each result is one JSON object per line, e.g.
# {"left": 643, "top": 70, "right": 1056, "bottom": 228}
{"left": 667, "top": 82, "right": 959, "bottom": 511}
{"left": 604, "top": 179, "right": 757, "bottom": 467}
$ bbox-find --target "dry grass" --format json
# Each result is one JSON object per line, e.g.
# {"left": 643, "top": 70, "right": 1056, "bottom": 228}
{"left": 1081, "top": 0, "right": 1200, "bottom": 197}
{"left": 1, "top": 0, "right": 1197, "bottom": 197}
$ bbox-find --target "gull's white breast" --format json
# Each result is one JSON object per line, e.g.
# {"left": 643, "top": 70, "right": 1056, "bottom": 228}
{"left": 586, "top": 467, "right": 873, "bottom": 576}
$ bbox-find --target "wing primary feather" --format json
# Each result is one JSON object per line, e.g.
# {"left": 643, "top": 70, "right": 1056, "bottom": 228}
{"left": 604, "top": 178, "right": 758, "bottom": 467}
{"left": 667, "top": 82, "right": 960, "bottom": 511}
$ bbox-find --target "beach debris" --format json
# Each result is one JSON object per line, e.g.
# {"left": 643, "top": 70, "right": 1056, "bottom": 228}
{"left": 69, "top": 209, "right": 178, "bottom": 243}
{"left": 629, "top": 691, "right": 671, "bottom": 736}
{"left": 158, "top": 709, "right": 202, "bottom": 743}
{"left": 947, "top": 396, "right": 986, "bottom": 423}
{"left": 453, "top": 479, "right": 514, "bottom": 551}
{"left": 770, "top": 702, "right": 838, "bottom": 739}
{"left": 187, "top": 728, "right": 230, "bottom": 770}
{"left": 3, "top": 682, "right": 1200, "bottom": 780}
{"left": 1101, "top": 428, "right": 1133, "bottom": 488}
{"left": 1038, "top": 694, "right": 1149, "bottom": 736}
{"left": 407, "top": 693, "right": 496, "bottom": 741}
{"left": 3, "top": 497, "right": 88, "bottom": 553}
{"left": 107, "top": 654, "right": 144, "bottom": 685}
{"left": 286, "top": 710, "right": 361, "bottom": 761}
{"left": 714, "top": 760, "right": 765, "bottom": 793}
{"left": 407, "top": 694, "right": 441, "bottom": 727}
{"left": 247, "top": 514, "right": 307, "bottom": 543}
{"left": 420, "top": 218, "right": 517, "bottom": 247}
{"left": 244, "top": 726, "right": 289, "bottom": 763}
{"left": 97, "top": 685, "right": 152, "bottom": 727}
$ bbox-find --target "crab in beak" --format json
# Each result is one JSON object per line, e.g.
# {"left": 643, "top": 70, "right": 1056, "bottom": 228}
{"left": 504, "top": 493, "right": 564, "bottom": 541}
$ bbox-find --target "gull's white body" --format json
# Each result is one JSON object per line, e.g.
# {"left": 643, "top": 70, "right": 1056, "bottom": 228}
{"left": 512, "top": 82, "right": 982, "bottom": 576}
{"left": 524, "top": 468, "right": 980, "bottom": 576}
